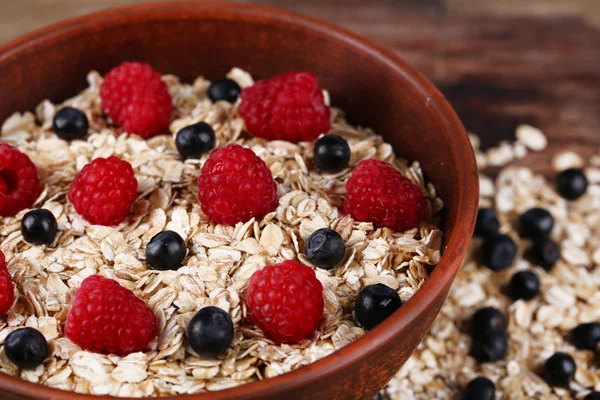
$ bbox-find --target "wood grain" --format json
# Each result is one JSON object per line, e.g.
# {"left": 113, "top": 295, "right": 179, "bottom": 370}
{"left": 1, "top": 0, "right": 600, "bottom": 176}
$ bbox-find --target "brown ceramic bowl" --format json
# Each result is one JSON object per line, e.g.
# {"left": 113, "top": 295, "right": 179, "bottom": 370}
{"left": 0, "top": 2, "right": 478, "bottom": 399}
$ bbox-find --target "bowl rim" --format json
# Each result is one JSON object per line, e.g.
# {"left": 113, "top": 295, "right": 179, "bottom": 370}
{"left": 0, "top": 2, "right": 478, "bottom": 399}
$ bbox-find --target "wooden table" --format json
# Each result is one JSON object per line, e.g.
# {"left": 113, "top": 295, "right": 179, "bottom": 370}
{"left": 2, "top": 0, "right": 600, "bottom": 175}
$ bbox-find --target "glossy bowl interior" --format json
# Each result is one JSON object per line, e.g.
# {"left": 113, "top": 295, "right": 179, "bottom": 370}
{"left": 0, "top": 2, "right": 478, "bottom": 400}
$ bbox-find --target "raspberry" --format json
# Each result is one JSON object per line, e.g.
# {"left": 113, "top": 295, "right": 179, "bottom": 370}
{"left": 198, "top": 144, "right": 278, "bottom": 225}
{"left": 64, "top": 275, "right": 156, "bottom": 355}
{"left": 0, "top": 144, "right": 41, "bottom": 217}
{"left": 238, "top": 72, "right": 330, "bottom": 143}
{"left": 246, "top": 260, "right": 324, "bottom": 343}
{"left": 68, "top": 156, "right": 138, "bottom": 226}
{"left": 100, "top": 62, "right": 172, "bottom": 138}
{"left": 0, "top": 250, "right": 15, "bottom": 316}
{"left": 343, "top": 159, "right": 427, "bottom": 231}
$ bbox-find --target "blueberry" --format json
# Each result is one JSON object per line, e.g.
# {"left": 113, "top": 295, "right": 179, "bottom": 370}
{"left": 481, "top": 234, "right": 517, "bottom": 271}
{"left": 544, "top": 352, "right": 576, "bottom": 387}
{"left": 509, "top": 270, "right": 540, "bottom": 301}
{"left": 355, "top": 284, "right": 402, "bottom": 330}
{"left": 471, "top": 332, "right": 507, "bottom": 363}
{"left": 528, "top": 238, "right": 560, "bottom": 270}
{"left": 21, "top": 209, "right": 58, "bottom": 245}
{"left": 187, "top": 306, "right": 234, "bottom": 358}
{"left": 520, "top": 208, "right": 554, "bottom": 239}
{"left": 207, "top": 78, "right": 241, "bottom": 103}
{"left": 52, "top": 107, "right": 89, "bottom": 141}
{"left": 471, "top": 307, "right": 507, "bottom": 338}
{"left": 305, "top": 228, "right": 345, "bottom": 269}
{"left": 585, "top": 392, "right": 600, "bottom": 400}
{"left": 4, "top": 327, "right": 48, "bottom": 369}
{"left": 474, "top": 208, "right": 499, "bottom": 238}
{"left": 313, "top": 135, "right": 351, "bottom": 174}
{"left": 557, "top": 168, "right": 588, "bottom": 200}
{"left": 145, "top": 230, "right": 186, "bottom": 270}
{"left": 571, "top": 322, "right": 600, "bottom": 351}
{"left": 175, "top": 122, "right": 216, "bottom": 159}
{"left": 372, "top": 393, "right": 384, "bottom": 400}
{"left": 463, "top": 376, "right": 495, "bottom": 400}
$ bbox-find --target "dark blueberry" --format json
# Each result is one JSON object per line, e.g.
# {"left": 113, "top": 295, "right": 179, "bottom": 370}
{"left": 372, "top": 392, "right": 384, "bottom": 400}
{"left": 21, "top": 209, "right": 58, "bottom": 245}
{"left": 557, "top": 168, "right": 588, "bottom": 200}
{"left": 520, "top": 208, "right": 554, "bottom": 239}
{"left": 4, "top": 327, "right": 48, "bottom": 369}
{"left": 305, "top": 228, "right": 345, "bottom": 269}
{"left": 471, "top": 307, "right": 507, "bottom": 338}
{"left": 584, "top": 392, "right": 600, "bottom": 400}
{"left": 474, "top": 208, "right": 500, "bottom": 238}
{"left": 313, "top": 135, "right": 351, "bottom": 174}
{"left": 463, "top": 376, "right": 495, "bottom": 400}
{"left": 207, "top": 78, "right": 241, "bottom": 103}
{"left": 145, "top": 230, "right": 187, "bottom": 270}
{"left": 187, "top": 306, "right": 234, "bottom": 358}
{"left": 52, "top": 107, "right": 89, "bottom": 141}
{"left": 571, "top": 322, "right": 600, "bottom": 351}
{"left": 528, "top": 238, "right": 560, "bottom": 270}
{"left": 175, "top": 122, "right": 216, "bottom": 159}
{"left": 355, "top": 284, "right": 402, "bottom": 330}
{"left": 471, "top": 332, "right": 507, "bottom": 363}
{"left": 481, "top": 234, "right": 517, "bottom": 271}
{"left": 544, "top": 352, "right": 576, "bottom": 387}
{"left": 509, "top": 270, "right": 540, "bottom": 301}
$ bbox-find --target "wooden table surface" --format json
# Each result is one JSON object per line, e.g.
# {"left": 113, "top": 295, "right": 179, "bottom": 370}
{"left": 2, "top": 0, "right": 600, "bottom": 176}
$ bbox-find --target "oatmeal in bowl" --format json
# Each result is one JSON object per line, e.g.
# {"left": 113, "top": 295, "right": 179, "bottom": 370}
{"left": 0, "top": 62, "right": 444, "bottom": 397}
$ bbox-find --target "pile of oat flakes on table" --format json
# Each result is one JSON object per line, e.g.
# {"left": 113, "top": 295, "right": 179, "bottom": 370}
{"left": 384, "top": 126, "right": 600, "bottom": 399}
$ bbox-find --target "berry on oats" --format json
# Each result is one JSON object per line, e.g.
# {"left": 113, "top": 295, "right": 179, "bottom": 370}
{"left": 481, "top": 234, "right": 516, "bottom": 271}
{"left": 68, "top": 156, "right": 138, "bottom": 226}
{"left": 463, "top": 376, "right": 495, "bottom": 400}
{"left": 313, "top": 134, "right": 351, "bottom": 173}
{"left": 197, "top": 144, "right": 278, "bottom": 226}
{"left": 246, "top": 260, "right": 324, "bottom": 343}
{"left": 175, "top": 121, "right": 216, "bottom": 159}
{"left": 64, "top": 275, "right": 156, "bottom": 355}
{"left": 508, "top": 270, "right": 540, "bottom": 301}
{"left": 187, "top": 306, "right": 234, "bottom": 358}
{"left": 343, "top": 159, "right": 427, "bottom": 231}
{"left": 528, "top": 237, "right": 560, "bottom": 270}
{"left": 305, "top": 228, "right": 345, "bottom": 270}
{"left": 571, "top": 322, "right": 600, "bottom": 351}
{"left": 207, "top": 78, "right": 241, "bottom": 104}
{"left": 238, "top": 72, "right": 330, "bottom": 142}
{"left": 145, "top": 230, "right": 187, "bottom": 271}
{"left": 4, "top": 327, "right": 48, "bottom": 370}
{"left": 557, "top": 168, "right": 588, "bottom": 200}
{"left": 474, "top": 208, "right": 499, "bottom": 238}
{"left": 52, "top": 107, "right": 89, "bottom": 141}
{"left": 471, "top": 332, "right": 507, "bottom": 363}
{"left": 100, "top": 61, "right": 172, "bottom": 138}
{"left": 471, "top": 307, "right": 507, "bottom": 338}
{"left": 0, "top": 144, "right": 41, "bottom": 217}
{"left": 544, "top": 352, "right": 576, "bottom": 387}
{"left": 355, "top": 284, "right": 402, "bottom": 330}
{"left": 520, "top": 207, "right": 554, "bottom": 239}
{"left": 0, "top": 250, "right": 15, "bottom": 316}
{"left": 21, "top": 209, "right": 58, "bottom": 245}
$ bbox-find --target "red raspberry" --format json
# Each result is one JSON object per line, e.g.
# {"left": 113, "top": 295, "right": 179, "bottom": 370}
{"left": 198, "top": 144, "right": 278, "bottom": 225}
{"left": 0, "top": 251, "right": 15, "bottom": 316}
{"left": 100, "top": 62, "right": 172, "bottom": 138}
{"left": 238, "top": 72, "right": 330, "bottom": 143}
{"left": 64, "top": 275, "right": 157, "bottom": 355}
{"left": 246, "top": 260, "right": 324, "bottom": 343}
{"left": 68, "top": 156, "right": 138, "bottom": 226}
{"left": 0, "top": 144, "right": 41, "bottom": 217}
{"left": 343, "top": 159, "right": 427, "bottom": 231}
